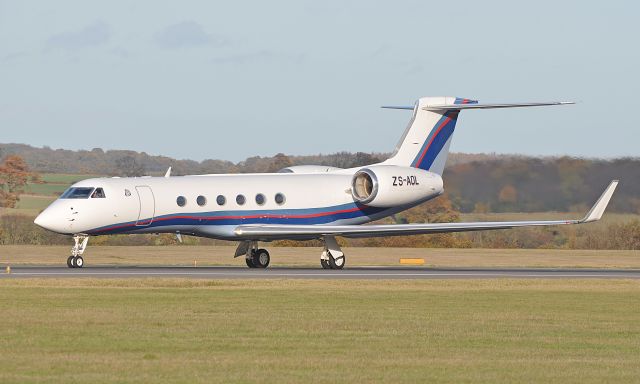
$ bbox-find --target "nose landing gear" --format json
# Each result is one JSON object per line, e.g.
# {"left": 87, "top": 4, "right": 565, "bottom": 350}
{"left": 68, "top": 235, "right": 88, "bottom": 268}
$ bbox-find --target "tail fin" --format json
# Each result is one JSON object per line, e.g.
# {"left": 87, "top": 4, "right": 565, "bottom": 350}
{"left": 383, "top": 96, "right": 475, "bottom": 175}
{"left": 382, "top": 96, "right": 573, "bottom": 175}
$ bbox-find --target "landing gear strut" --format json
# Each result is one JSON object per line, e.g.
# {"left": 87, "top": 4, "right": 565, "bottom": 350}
{"left": 236, "top": 241, "right": 270, "bottom": 268}
{"left": 68, "top": 235, "right": 88, "bottom": 268}
{"left": 321, "top": 236, "right": 345, "bottom": 270}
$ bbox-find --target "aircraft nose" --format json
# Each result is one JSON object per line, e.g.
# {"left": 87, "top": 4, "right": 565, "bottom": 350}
{"left": 34, "top": 210, "right": 55, "bottom": 231}
{"left": 34, "top": 205, "right": 72, "bottom": 234}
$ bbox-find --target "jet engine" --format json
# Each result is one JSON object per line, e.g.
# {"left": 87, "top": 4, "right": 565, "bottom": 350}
{"left": 351, "top": 165, "right": 443, "bottom": 207}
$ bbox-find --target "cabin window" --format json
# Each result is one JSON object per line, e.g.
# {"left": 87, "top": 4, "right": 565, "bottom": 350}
{"left": 91, "top": 188, "right": 106, "bottom": 198}
{"left": 60, "top": 187, "right": 94, "bottom": 199}
{"left": 255, "top": 193, "right": 266, "bottom": 205}
{"left": 275, "top": 193, "right": 286, "bottom": 205}
{"left": 197, "top": 195, "right": 207, "bottom": 206}
{"left": 216, "top": 195, "right": 226, "bottom": 206}
{"left": 176, "top": 196, "right": 187, "bottom": 207}
{"left": 236, "top": 194, "right": 246, "bottom": 205}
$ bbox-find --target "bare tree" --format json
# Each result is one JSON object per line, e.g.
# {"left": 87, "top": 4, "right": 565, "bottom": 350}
{"left": 115, "top": 155, "right": 145, "bottom": 177}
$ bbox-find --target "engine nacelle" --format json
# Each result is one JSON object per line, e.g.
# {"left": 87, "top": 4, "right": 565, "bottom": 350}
{"left": 351, "top": 165, "right": 443, "bottom": 207}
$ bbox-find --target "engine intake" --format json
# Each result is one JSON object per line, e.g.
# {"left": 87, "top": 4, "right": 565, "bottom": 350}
{"left": 351, "top": 169, "right": 378, "bottom": 204}
{"left": 350, "top": 165, "right": 443, "bottom": 207}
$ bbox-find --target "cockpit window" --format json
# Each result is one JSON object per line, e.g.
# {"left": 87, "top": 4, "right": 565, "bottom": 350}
{"left": 60, "top": 187, "right": 95, "bottom": 199}
{"left": 91, "top": 188, "right": 106, "bottom": 198}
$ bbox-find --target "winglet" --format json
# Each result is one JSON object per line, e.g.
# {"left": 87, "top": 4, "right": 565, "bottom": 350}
{"left": 164, "top": 167, "right": 172, "bottom": 178}
{"left": 581, "top": 180, "right": 618, "bottom": 223}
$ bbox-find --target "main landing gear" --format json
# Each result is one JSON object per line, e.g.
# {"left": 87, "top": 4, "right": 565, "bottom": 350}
{"left": 234, "top": 236, "right": 346, "bottom": 270}
{"left": 320, "top": 236, "right": 346, "bottom": 270}
{"left": 67, "top": 234, "right": 89, "bottom": 268}
{"left": 235, "top": 241, "right": 270, "bottom": 268}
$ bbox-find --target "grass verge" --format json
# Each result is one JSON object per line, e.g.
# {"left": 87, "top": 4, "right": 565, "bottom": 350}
{"left": 0, "top": 278, "right": 638, "bottom": 383}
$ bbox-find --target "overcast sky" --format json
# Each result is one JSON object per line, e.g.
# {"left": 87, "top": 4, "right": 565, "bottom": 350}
{"left": 1, "top": 0, "right": 638, "bottom": 161}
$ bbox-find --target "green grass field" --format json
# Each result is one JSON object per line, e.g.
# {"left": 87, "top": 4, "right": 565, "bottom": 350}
{"left": 15, "top": 195, "right": 56, "bottom": 210}
{"left": 0, "top": 278, "right": 638, "bottom": 383}
{"left": 39, "top": 173, "right": 102, "bottom": 184}
{"left": 23, "top": 183, "right": 68, "bottom": 196}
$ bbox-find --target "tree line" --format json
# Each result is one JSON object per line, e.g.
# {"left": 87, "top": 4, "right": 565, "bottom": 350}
{"left": 1, "top": 144, "right": 639, "bottom": 248}
{"left": 2, "top": 143, "right": 638, "bottom": 214}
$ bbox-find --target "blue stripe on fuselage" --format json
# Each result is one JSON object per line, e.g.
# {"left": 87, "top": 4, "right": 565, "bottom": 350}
{"left": 86, "top": 202, "right": 389, "bottom": 235}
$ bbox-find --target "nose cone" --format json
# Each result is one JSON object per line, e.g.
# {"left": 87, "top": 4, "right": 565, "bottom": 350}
{"left": 34, "top": 204, "right": 72, "bottom": 234}
{"left": 34, "top": 210, "right": 56, "bottom": 232}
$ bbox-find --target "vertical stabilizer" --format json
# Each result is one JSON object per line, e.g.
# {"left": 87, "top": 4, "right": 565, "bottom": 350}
{"left": 383, "top": 96, "right": 476, "bottom": 175}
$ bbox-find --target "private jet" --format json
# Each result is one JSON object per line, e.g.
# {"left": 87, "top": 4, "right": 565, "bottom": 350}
{"left": 34, "top": 96, "right": 618, "bottom": 269}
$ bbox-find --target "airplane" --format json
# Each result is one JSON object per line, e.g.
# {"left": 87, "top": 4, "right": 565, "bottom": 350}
{"left": 33, "top": 96, "right": 619, "bottom": 269}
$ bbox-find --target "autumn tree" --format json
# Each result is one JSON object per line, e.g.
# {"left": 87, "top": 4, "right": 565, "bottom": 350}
{"left": 0, "top": 155, "right": 31, "bottom": 208}
{"left": 397, "top": 193, "right": 461, "bottom": 224}
{"left": 498, "top": 184, "right": 517, "bottom": 203}
{"left": 268, "top": 153, "right": 292, "bottom": 172}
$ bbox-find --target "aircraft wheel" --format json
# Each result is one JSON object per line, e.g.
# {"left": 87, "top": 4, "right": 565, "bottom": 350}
{"left": 245, "top": 257, "right": 256, "bottom": 268}
{"left": 254, "top": 249, "right": 270, "bottom": 268}
{"left": 67, "top": 256, "right": 75, "bottom": 268}
{"left": 328, "top": 253, "right": 345, "bottom": 270}
{"left": 74, "top": 256, "right": 84, "bottom": 268}
{"left": 320, "top": 259, "right": 331, "bottom": 269}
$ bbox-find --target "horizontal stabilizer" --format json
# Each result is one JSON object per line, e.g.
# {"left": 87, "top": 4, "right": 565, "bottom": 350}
{"left": 423, "top": 101, "right": 574, "bottom": 111}
{"left": 233, "top": 180, "right": 617, "bottom": 240}
{"left": 381, "top": 105, "right": 415, "bottom": 110}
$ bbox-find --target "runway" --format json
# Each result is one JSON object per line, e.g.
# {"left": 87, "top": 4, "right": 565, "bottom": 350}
{"left": 3, "top": 266, "right": 640, "bottom": 279}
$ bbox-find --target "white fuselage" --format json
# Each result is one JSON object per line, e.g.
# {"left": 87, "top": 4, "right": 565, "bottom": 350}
{"left": 34, "top": 167, "right": 445, "bottom": 240}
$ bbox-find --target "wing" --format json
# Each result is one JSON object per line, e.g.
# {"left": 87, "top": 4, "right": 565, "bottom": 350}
{"left": 234, "top": 180, "right": 618, "bottom": 240}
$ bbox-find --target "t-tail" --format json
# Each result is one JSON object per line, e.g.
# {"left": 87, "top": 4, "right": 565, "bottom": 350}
{"left": 381, "top": 96, "right": 574, "bottom": 175}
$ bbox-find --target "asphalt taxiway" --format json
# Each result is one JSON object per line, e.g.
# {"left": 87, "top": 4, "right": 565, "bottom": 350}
{"left": 2, "top": 266, "right": 640, "bottom": 279}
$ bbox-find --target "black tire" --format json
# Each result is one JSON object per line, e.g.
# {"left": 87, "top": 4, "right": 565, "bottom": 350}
{"left": 320, "top": 259, "right": 331, "bottom": 269}
{"left": 328, "top": 253, "right": 345, "bottom": 270}
{"left": 245, "top": 257, "right": 256, "bottom": 268}
{"left": 67, "top": 256, "right": 75, "bottom": 268}
{"left": 254, "top": 249, "right": 270, "bottom": 268}
{"left": 74, "top": 256, "right": 84, "bottom": 268}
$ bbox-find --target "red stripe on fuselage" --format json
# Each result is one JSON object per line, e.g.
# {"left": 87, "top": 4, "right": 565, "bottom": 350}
{"left": 154, "top": 206, "right": 362, "bottom": 222}
{"left": 92, "top": 206, "right": 364, "bottom": 233}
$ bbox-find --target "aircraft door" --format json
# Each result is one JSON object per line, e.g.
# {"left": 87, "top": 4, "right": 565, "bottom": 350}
{"left": 135, "top": 186, "right": 155, "bottom": 226}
